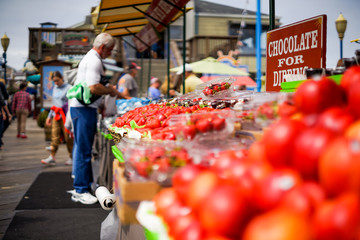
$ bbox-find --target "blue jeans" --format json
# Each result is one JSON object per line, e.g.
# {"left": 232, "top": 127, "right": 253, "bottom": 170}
{"left": 70, "top": 107, "right": 97, "bottom": 193}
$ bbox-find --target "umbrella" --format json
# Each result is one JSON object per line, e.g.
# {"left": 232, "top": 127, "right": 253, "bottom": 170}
{"left": 200, "top": 75, "right": 256, "bottom": 86}
{"left": 170, "top": 57, "right": 249, "bottom": 76}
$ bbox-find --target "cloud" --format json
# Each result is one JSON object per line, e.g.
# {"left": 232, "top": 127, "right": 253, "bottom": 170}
{"left": 0, "top": 0, "right": 99, "bottom": 70}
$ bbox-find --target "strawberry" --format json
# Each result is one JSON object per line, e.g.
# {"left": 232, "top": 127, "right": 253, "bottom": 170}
{"left": 212, "top": 117, "right": 226, "bottom": 131}
{"left": 195, "top": 118, "right": 211, "bottom": 133}
{"left": 183, "top": 125, "right": 197, "bottom": 140}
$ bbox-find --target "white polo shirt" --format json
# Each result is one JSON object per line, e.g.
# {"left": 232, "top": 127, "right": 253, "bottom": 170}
{"left": 70, "top": 49, "right": 104, "bottom": 108}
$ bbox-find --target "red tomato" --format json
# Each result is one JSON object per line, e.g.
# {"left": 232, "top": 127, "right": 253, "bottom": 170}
{"left": 263, "top": 118, "right": 306, "bottom": 167}
{"left": 348, "top": 82, "right": 360, "bottom": 119}
{"left": 280, "top": 181, "right": 326, "bottom": 217}
{"left": 345, "top": 120, "right": 360, "bottom": 141}
{"left": 153, "top": 188, "right": 181, "bottom": 217}
{"left": 203, "top": 236, "right": 232, "bottom": 240}
{"left": 340, "top": 65, "right": 360, "bottom": 93}
{"left": 170, "top": 212, "right": 202, "bottom": 240}
{"left": 319, "top": 137, "right": 360, "bottom": 197}
{"left": 316, "top": 107, "right": 355, "bottom": 134}
{"left": 172, "top": 165, "right": 201, "bottom": 203}
{"left": 292, "top": 127, "right": 335, "bottom": 180}
{"left": 247, "top": 140, "right": 269, "bottom": 162}
{"left": 224, "top": 160, "right": 272, "bottom": 201}
{"left": 278, "top": 101, "right": 298, "bottom": 118}
{"left": 186, "top": 170, "right": 220, "bottom": 210}
{"left": 162, "top": 201, "right": 185, "bottom": 227}
{"left": 312, "top": 192, "right": 360, "bottom": 240}
{"left": 294, "top": 77, "right": 346, "bottom": 115}
{"left": 199, "top": 185, "right": 248, "bottom": 238}
{"left": 253, "top": 168, "right": 302, "bottom": 211}
{"left": 243, "top": 209, "right": 311, "bottom": 240}
{"left": 210, "top": 150, "right": 245, "bottom": 179}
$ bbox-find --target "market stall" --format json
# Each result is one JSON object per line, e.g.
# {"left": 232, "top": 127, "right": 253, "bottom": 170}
{"left": 89, "top": 5, "right": 360, "bottom": 238}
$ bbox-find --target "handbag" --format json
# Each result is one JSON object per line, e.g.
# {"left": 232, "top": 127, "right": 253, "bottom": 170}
{"left": 66, "top": 75, "right": 109, "bottom": 106}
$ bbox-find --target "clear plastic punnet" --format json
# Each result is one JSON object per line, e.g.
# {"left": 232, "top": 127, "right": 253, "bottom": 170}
{"left": 231, "top": 92, "right": 293, "bottom": 130}
{"left": 185, "top": 137, "right": 253, "bottom": 167}
{"left": 195, "top": 76, "right": 237, "bottom": 98}
{"left": 117, "top": 138, "right": 192, "bottom": 186}
{"left": 168, "top": 109, "right": 236, "bottom": 141}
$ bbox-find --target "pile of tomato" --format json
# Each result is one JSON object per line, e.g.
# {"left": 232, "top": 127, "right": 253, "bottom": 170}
{"left": 151, "top": 66, "right": 360, "bottom": 240}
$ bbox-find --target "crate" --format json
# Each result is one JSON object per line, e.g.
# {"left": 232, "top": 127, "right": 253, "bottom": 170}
{"left": 112, "top": 160, "right": 161, "bottom": 224}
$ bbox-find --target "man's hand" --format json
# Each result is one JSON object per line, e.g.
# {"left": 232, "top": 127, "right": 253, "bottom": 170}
{"left": 45, "top": 118, "right": 52, "bottom": 126}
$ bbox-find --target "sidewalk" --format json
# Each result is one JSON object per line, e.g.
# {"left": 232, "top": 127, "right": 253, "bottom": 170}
{"left": 0, "top": 118, "right": 106, "bottom": 239}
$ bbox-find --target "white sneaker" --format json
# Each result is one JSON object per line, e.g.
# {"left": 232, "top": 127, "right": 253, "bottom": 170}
{"left": 66, "top": 189, "right": 76, "bottom": 195}
{"left": 41, "top": 155, "right": 56, "bottom": 166}
{"left": 65, "top": 158, "right": 72, "bottom": 166}
{"left": 71, "top": 192, "right": 98, "bottom": 205}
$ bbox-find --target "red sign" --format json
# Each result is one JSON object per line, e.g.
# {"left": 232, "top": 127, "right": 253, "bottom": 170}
{"left": 133, "top": 24, "right": 160, "bottom": 52}
{"left": 266, "top": 15, "right": 327, "bottom": 91}
{"left": 146, "top": 0, "right": 190, "bottom": 32}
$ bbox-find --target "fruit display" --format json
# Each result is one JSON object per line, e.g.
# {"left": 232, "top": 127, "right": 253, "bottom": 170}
{"left": 140, "top": 66, "right": 360, "bottom": 240}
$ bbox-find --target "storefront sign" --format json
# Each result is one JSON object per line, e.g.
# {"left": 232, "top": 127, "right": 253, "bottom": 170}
{"left": 266, "top": 15, "right": 327, "bottom": 91}
{"left": 133, "top": 24, "right": 160, "bottom": 52}
{"left": 146, "top": 0, "right": 190, "bottom": 32}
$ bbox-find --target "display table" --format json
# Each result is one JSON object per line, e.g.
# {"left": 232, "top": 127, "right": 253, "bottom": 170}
{"left": 96, "top": 117, "right": 117, "bottom": 190}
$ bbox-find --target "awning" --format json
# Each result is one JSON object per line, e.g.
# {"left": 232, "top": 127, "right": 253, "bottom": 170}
{"left": 95, "top": 0, "right": 192, "bottom": 37}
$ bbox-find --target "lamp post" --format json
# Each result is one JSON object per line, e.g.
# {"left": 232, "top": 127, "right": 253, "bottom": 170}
{"left": 1, "top": 33, "right": 10, "bottom": 85}
{"left": 335, "top": 13, "right": 347, "bottom": 59}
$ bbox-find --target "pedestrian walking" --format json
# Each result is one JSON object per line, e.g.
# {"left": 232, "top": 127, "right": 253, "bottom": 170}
{"left": 41, "top": 71, "right": 73, "bottom": 166}
{"left": 12, "top": 82, "right": 31, "bottom": 139}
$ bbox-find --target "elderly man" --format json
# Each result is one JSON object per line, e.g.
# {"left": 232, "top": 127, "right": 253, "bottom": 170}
{"left": 69, "top": 33, "right": 127, "bottom": 204}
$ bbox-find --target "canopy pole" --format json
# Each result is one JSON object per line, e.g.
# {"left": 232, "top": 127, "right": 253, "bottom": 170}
{"left": 269, "top": 0, "right": 275, "bottom": 30}
{"left": 256, "top": 0, "right": 262, "bottom": 92}
{"left": 167, "top": 27, "right": 171, "bottom": 98}
{"left": 140, "top": 52, "right": 144, "bottom": 96}
{"left": 148, "top": 47, "right": 152, "bottom": 97}
{"left": 182, "top": 6, "right": 186, "bottom": 94}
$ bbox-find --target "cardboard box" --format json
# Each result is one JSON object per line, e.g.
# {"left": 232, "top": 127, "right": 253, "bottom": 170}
{"left": 113, "top": 160, "right": 161, "bottom": 224}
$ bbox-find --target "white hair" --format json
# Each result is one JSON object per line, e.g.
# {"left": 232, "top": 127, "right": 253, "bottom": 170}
{"left": 93, "top": 32, "right": 115, "bottom": 49}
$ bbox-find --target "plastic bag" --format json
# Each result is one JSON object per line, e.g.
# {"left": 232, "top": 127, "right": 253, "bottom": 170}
{"left": 100, "top": 208, "right": 119, "bottom": 240}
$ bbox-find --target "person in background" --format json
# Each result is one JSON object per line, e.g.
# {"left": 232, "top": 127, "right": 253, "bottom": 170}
{"left": 118, "top": 62, "right": 141, "bottom": 98}
{"left": 68, "top": 32, "right": 128, "bottom": 205}
{"left": 41, "top": 71, "right": 73, "bottom": 166}
{"left": 0, "top": 80, "right": 12, "bottom": 150}
{"left": 12, "top": 82, "right": 31, "bottom": 139}
{"left": 177, "top": 63, "right": 203, "bottom": 94}
{"left": 148, "top": 77, "right": 162, "bottom": 101}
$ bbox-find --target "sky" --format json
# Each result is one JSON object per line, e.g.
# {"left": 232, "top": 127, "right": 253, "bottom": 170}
{"left": 0, "top": 0, "right": 359, "bottom": 71}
